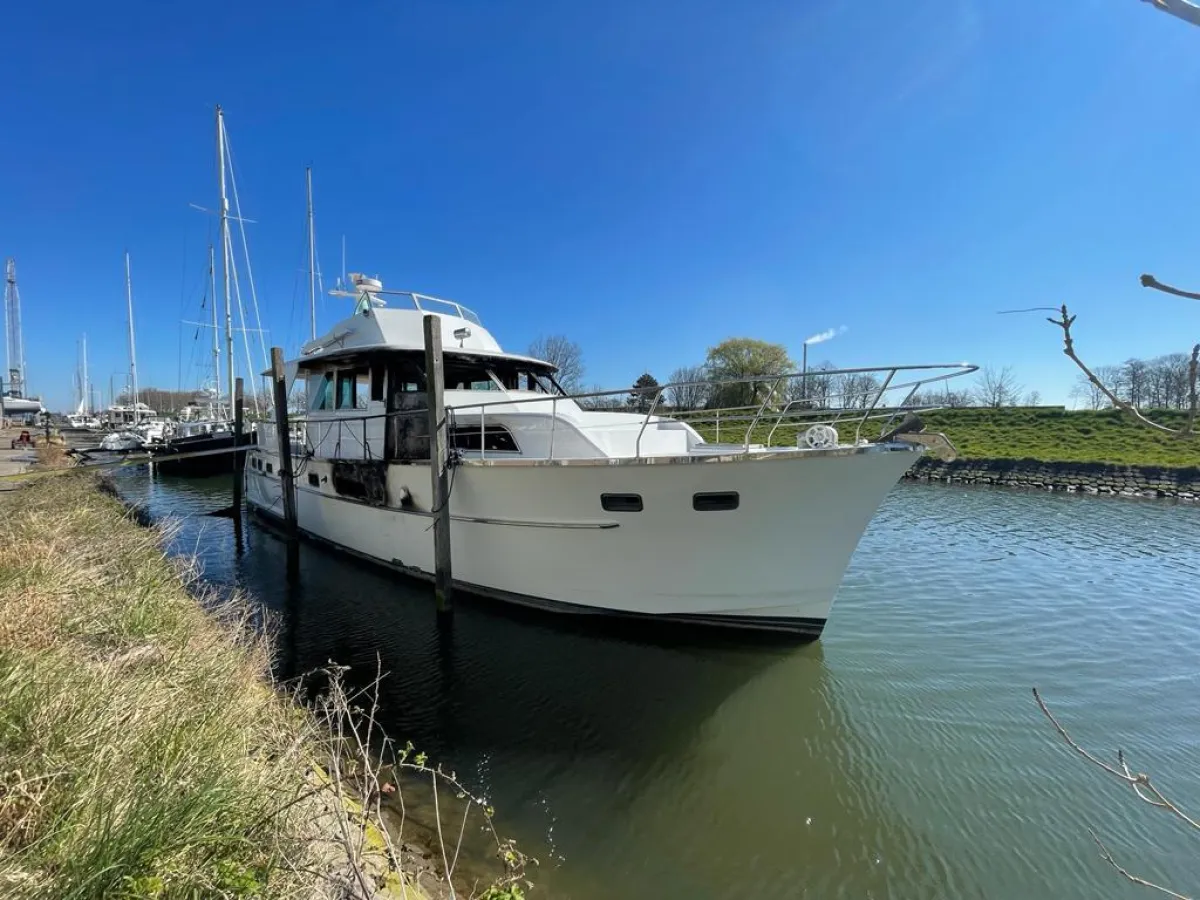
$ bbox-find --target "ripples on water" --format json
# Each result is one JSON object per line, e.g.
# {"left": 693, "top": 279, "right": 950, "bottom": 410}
{"left": 123, "top": 472, "right": 1200, "bottom": 899}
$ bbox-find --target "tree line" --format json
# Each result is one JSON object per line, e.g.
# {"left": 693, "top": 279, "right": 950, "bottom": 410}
{"left": 528, "top": 333, "right": 1040, "bottom": 411}
{"left": 1068, "top": 353, "right": 1196, "bottom": 411}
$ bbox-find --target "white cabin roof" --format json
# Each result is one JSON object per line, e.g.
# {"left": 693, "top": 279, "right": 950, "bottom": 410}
{"left": 287, "top": 276, "right": 555, "bottom": 373}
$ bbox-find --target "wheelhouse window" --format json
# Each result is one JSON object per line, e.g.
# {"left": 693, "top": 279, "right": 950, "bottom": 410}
{"left": 449, "top": 425, "right": 519, "bottom": 453}
{"left": 336, "top": 369, "right": 369, "bottom": 410}
{"left": 444, "top": 358, "right": 502, "bottom": 391}
{"left": 308, "top": 372, "right": 334, "bottom": 411}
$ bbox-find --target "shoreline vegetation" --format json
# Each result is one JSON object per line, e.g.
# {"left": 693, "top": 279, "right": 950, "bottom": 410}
{"left": 0, "top": 470, "right": 530, "bottom": 899}
{"left": 681, "top": 407, "right": 1200, "bottom": 499}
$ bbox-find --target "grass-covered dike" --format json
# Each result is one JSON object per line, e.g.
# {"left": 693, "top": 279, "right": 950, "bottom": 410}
{"left": 0, "top": 472, "right": 529, "bottom": 899}
{"left": 920, "top": 408, "right": 1200, "bottom": 467}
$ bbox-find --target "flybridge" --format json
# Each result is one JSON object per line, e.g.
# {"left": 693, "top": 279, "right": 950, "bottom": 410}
{"left": 330, "top": 273, "right": 484, "bottom": 325}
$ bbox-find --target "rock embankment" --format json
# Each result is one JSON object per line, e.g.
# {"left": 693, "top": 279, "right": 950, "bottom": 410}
{"left": 904, "top": 457, "right": 1200, "bottom": 501}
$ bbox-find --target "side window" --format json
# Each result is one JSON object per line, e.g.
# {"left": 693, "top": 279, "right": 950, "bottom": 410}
{"left": 336, "top": 370, "right": 369, "bottom": 410}
{"left": 449, "top": 425, "right": 520, "bottom": 453}
{"left": 308, "top": 372, "right": 333, "bottom": 411}
{"left": 370, "top": 365, "right": 385, "bottom": 403}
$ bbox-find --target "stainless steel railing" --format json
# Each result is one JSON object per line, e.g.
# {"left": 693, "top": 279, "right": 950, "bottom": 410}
{"left": 262, "top": 362, "right": 977, "bottom": 463}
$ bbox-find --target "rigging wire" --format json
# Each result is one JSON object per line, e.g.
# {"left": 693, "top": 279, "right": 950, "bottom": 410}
{"left": 221, "top": 126, "right": 271, "bottom": 381}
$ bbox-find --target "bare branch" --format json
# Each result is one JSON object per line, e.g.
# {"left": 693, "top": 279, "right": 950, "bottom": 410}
{"left": 1142, "top": 274, "right": 1200, "bottom": 302}
{"left": 1090, "top": 830, "right": 1194, "bottom": 900}
{"left": 1033, "top": 688, "right": 1200, "bottom": 831}
{"left": 1047, "top": 305, "right": 1193, "bottom": 435}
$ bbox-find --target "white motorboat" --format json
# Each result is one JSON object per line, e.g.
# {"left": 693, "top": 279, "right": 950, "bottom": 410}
{"left": 99, "top": 431, "right": 143, "bottom": 452}
{"left": 245, "top": 274, "right": 973, "bottom": 638}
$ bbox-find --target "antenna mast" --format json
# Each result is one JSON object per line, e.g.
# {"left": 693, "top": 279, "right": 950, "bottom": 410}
{"left": 4, "top": 259, "right": 25, "bottom": 397}
{"left": 307, "top": 167, "right": 317, "bottom": 340}
{"left": 125, "top": 252, "right": 140, "bottom": 425}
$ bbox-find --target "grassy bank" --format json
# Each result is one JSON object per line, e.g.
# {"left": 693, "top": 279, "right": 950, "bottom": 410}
{"left": 919, "top": 408, "right": 1200, "bottom": 467}
{"left": 686, "top": 407, "right": 1200, "bottom": 468}
{"left": 0, "top": 473, "right": 523, "bottom": 899}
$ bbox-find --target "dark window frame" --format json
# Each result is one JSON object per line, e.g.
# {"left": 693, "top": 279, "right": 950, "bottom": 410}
{"left": 449, "top": 424, "right": 520, "bottom": 454}
{"left": 601, "top": 493, "right": 643, "bottom": 512}
{"left": 693, "top": 491, "right": 739, "bottom": 512}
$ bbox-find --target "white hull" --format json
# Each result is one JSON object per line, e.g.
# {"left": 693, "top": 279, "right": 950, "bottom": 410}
{"left": 245, "top": 445, "right": 918, "bottom": 636}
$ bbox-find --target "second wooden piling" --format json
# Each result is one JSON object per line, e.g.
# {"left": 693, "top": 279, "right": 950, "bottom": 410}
{"left": 422, "top": 314, "right": 453, "bottom": 616}
{"left": 270, "top": 347, "right": 298, "bottom": 538}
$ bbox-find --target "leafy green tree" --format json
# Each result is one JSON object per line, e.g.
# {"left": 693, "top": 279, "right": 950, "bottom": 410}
{"left": 704, "top": 338, "right": 794, "bottom": 409}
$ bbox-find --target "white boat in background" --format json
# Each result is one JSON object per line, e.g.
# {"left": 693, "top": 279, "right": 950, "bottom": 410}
{"left": 246, "top": 273, "right": 974, "bottom": 638}
{"left": 99, "top": 431, "right": 143, "bottom": 452}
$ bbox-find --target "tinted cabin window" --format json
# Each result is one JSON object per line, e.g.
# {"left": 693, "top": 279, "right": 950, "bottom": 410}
{"left": 601, "top": 493, "right": 643, "bottom": 512}
{"left": 449, "top": 425, "right": 519, "bottom": 453}
{"left": 336, "top": 370, "right": 369, "bottom": 410}
{"left": 370, "top": 366, "right": 385, "bottom": 402}
{"left": 693, "top": 491, "right": 739, "bottom": 511}
{"left": 444, "top": 359, "right": 501, "bottom": 391}
{"left": 308, "top": 372, "right": 334, "bottom": 411}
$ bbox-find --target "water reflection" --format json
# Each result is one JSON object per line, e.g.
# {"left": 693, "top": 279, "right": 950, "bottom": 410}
{"left": 117, "top": 472, "right": 1200, "bottom": 899}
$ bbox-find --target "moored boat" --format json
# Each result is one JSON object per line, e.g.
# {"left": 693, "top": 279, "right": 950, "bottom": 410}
{"left": 245, "top": 274, "right": 974, "bottom": 638}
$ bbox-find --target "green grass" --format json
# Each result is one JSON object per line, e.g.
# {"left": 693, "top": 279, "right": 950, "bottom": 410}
{"left": 684, "top": 407, "right": 1200, "bottom": 468}
{"left": 0, "top": 473, "right": 442, "bottom": 899}
{"left": 918, "top": 408, "right": 1200, "bottom": 468}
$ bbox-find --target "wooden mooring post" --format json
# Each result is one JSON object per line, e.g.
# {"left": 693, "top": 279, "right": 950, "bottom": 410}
{"left": 270, "top": 347, "right": 298, "bottom": 538}
{"left": 232, "top": 377, "right": 245, "bottom": 505}
{"left": 232, "top": 377, "right": 245, "bottom": 549}
{"left": 423, "top": 314, "right": 453, "bottom": 617}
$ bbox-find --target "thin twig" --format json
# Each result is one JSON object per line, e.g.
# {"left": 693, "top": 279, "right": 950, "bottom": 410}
{"left": 1090, "top": 830, "right": 1194, "bottom": 900}
{"left": 1033, "top": 689, "right": 1200, "bottom": 831}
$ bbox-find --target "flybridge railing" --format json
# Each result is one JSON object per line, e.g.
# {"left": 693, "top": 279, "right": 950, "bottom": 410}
{"left": 365, "top": 289, "right": 483, "bottom": 326}
{"left": 269, "top": 362, "right": 976, "bottom": 463}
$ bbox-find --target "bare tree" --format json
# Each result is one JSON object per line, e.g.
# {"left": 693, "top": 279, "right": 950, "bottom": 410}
{"left": 785, "top": 361, "right": 836, "bottom": 408}
{"left": 835, "top": 373, "right": 881, "bottom": 409}
{"left": 1047, "top": 289, "right": 1198, "bottom": 436}
{"left": 666, "top": 365, "right": 711, "bottom": 411}
{"left": 1023, "top": 390, "right": 1042, "bottom": 407}
{"left": 973, "top": 366, "right": 1023, "bottom": 408}
{"left": 527, "top": 335, "right": 585, "bottom": 392}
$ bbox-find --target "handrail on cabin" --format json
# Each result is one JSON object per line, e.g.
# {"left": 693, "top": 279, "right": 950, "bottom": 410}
{"left": 275, "top": 362, "right": 977, "bottom": 463}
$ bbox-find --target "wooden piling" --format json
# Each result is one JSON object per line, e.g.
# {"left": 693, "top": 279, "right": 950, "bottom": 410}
{"left": 423, "top": 314, "right": 453, "bottom": 616}
{"left": 270, "top": 347, "right": 298, "bottom": 538}
{"left": 232, "top": 377, "right": 245, "bottom": 503}
{"left": 232, "top": 377, "right": 245, "bottom": 550}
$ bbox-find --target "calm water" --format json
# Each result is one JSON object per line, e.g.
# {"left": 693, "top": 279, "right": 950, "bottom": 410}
{"left": 119, "top": 470, "right": 1200, "bottom": 899}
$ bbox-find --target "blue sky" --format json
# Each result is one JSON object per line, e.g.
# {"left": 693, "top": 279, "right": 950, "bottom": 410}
{"left": 4, "top": 0, "right": 1200, "bottom": 411}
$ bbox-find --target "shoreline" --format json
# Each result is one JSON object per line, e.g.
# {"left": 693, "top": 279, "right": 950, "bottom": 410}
{"left": 0, "top": 467, "right": 526, "bottom": 899}
{"left": 904, "top": 456, "right": 1200, "bottom": 501}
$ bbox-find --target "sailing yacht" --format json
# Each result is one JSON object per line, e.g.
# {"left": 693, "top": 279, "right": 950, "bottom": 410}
{"left": 245, "top": 274, "right": 973, "bottom": 638}
{"left": 151, "top": 108, "right": 260, "bottom": 477}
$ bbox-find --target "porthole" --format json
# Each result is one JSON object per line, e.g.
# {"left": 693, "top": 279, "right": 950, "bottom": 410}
{"left": 601, "top": 493, "right": 643, "bottom": 512}
{"left": 693, "top": 491, "right": 739, "bottom": 512}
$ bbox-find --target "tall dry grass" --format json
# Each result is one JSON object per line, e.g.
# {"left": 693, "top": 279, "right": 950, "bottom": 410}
{"left": 0, "top": 473, "right": 453, "bottom": 899}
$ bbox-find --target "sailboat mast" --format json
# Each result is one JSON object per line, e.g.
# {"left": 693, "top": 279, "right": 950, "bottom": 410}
{"left": 125, "top": 252, "right": 139, "bottom": 426}
{"left": 306, "top": 167, "right": 317, "bottom": 341}
{"left": 82, "top": 333, "right": 89, "bottom": 416}
{"left": 208, "top": 243, "right": 220, "bottom": 402}
{"left": 217, "top": 105, "right": 235, "bottom": 407}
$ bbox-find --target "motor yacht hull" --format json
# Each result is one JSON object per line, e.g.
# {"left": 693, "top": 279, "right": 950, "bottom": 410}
{"left": 245, "top": 444, "right": 918, "bottom": 637}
